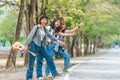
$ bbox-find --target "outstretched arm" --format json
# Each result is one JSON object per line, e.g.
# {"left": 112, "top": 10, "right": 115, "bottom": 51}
{"left": 56, "top": 32, "right": 76, "bottom": 37}
{"left": 45, "top": 28, "right": 65, "bottom": 45}
{"left": 66, "top": 22, "right": 84, "bottom": 33}
{"left": 65, "top": 27, "right": 78, "bottom": 33}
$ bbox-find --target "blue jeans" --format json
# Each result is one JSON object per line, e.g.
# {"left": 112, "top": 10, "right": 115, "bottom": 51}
{"left": 45, "top": 42, "right": 70, "bottom": 75}
{"left": 45, "top": 42, "right": 56, "bottom": 75}
{"left": 26, "top": 41, "right": 58, "bottom": 80}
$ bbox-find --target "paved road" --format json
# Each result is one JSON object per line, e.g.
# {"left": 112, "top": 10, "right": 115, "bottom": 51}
{"left": 0, "top": 47, "right": 10, "bottom": 54}
{"left": 55, "top": 48, "right": 120, "bottom": 80}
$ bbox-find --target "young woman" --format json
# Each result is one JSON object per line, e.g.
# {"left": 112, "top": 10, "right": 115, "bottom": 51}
{"left": 58, "top": 20, "right": 84, "bottom": 53}
{"left": 45, "top": 19, "right": 61, "bottom": 77}
{"left": 25, "top": 16, "right": 64, "bottom": 80}
{"left": 54, "top": 20, "right": 80, "bottom": 72}
{"left": 45, "top": 19, "right": 77, "bottom": 77}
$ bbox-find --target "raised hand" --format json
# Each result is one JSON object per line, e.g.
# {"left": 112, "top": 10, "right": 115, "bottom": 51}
{"left": 57, "top": 40, "right": 65, "bottom": 46}
{"left": 71, "top": 32, "right": 76, "bottom": 36}
{"left": 78, "top": 22, "right": 84, "bottom": 28}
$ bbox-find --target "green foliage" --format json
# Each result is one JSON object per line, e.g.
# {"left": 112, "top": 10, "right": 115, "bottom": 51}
{"left": 0, "top": 11, "right": 17, "bottom": 43}
{"left": 45, "top": 0, "right": 120, "bottom": 46}
{"left": 1, "top": 0, "right": 120, "bottom": 47}
{"left": 0, "top": 10, "right": 3, "bottom": 15}
{"left": 20, "top": 36, "right": 26, "bottom": 45}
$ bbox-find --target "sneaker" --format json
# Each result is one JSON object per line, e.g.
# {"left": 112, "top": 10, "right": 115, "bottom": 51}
{"left": 63, "top": 68, "right": 69, "bottom": 72}
{"left": 70, "top": 64, "right": 74, "bottom": 67}
{"left": 38, "top": 77, "right": 43, "bottom": 80}
{"left": 46, "top": 74, "right": 53, "bottom": 78}
{"left": 53, "top": 73, "right": 62, "bottom": 77}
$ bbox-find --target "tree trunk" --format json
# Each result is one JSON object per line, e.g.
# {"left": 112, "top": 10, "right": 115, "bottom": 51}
{"left": 75, "top": 35, "right": 80, "bottom": 57}
{"left": 24, "top": 0, "right": 36, "bottom": 66}
{"left": 23, "top": 1, "right": 30, "bottom": 66}
{"left": 86, "top": 37, "right": 89, "bottom": 55}
{"left": 84, "top": 35, "right": 89, "bottom": 55}
{"left": 40, "top": 0, "right": 48, "bottom": 16}
{"left": 75, "top": 39, "right": 80, "bottom": 57}
{"left": 79, "top": 33, "right": 82, "bottom": 56}
{"left": 89, "top": 40, "right": 92, "bottom": 54}
{"left": 93, "top": 36, "right": 96, "bottom": 54}
{"left": 93, "top": 41, "right": 96, "bottom": 54}
{"left": 44, "top": 0, "right": 48, "bottom": 15}
{"left": 84, "top": 35, "right": 87, "bottom": 55}
{"left": 35, "top": 0, "right": 38, "bottom": 24}
{"left": 70, "top": 36, "right": 76, "bottom": 57}
{"left": 29, "top": 0, "right": 36, "bottom": 30}
{"left": 66, "top": 37, "right": 71, "bottom": 54}
{"left": 6, "top": 0, "right": 25, "bottom": 69}
{"left": 24, "top": 1, "right": 30, "bottom": 36}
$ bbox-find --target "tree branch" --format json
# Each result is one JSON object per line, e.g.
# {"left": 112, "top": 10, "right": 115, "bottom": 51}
{"left": 0, "top": 1, "right": 19, "bottom": 8}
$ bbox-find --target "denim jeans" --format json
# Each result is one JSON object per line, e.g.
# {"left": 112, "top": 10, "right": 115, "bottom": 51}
{"left": 59, "top": 50, "right": 70, "bottom": 68}
{"left": 26, "top": 41, "right": 58, "bottom": 80}
{"left": 45, "top": 42, "right": 56, "bottom": 75}
{"left": 45, "top": 42, "right": 70, "bottom": 75}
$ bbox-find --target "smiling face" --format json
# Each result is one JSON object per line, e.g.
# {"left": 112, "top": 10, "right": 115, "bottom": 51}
{"left": 39, "top": 16, "right": 48, "bottom": 27}
{"left": 61, "top": 21, "right": 66, "bottom": 30}
{"left": 54, "top": 20, "right": 60, "bottom": 28}
{"left": 61, "top": 23, "right": 66, "bottom": 30}
{"left": 40, "top": 18, "right": 48, "bottom": 26}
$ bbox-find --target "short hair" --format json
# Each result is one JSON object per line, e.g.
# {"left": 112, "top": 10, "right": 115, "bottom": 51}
{"left": 39, "top": 15, "right": 48, "bottom": 24}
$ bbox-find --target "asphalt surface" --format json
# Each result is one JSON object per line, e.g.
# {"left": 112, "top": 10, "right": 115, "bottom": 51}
{"left": 0, "top": 47, "right": 10, "bottom": 54}
{"left": 55, "top": 48, "right": 120, "bottom": 80}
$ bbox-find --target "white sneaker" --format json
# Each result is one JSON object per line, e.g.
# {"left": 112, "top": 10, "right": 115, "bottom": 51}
{"left": 38, "top": 77, "right": 43, "bottom": 80}
{"left": 46, "top": 74, "right": 53, "bottom": 78}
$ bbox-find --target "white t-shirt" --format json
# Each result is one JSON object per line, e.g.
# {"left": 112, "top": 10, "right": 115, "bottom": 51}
{"left": 46, "top": 26, "right": 55, "bottom": 42}
{"left": 40, "top": 30, "right": 45, "bottom": 41}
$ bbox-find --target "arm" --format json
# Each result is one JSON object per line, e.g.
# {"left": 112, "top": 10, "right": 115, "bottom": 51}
{"left": 45, "top": 28, "right": 65, "bottom": 45}
{"left": 25, "top": 43, "right": 29, "bottom": 50}
{"left": 56, "top": 32, "right": 76, "bottom": 37}
{"left": 45, "top": 28, "right": 57, "bottom": 41}
{"left": 65, "top": 27, "right": 78, "bottom": 33}
{"left": 66, "top": 22, "right": 84, "bottom": 33}
{"left": 26, "top": 26, "right": 37, "bottom": 45}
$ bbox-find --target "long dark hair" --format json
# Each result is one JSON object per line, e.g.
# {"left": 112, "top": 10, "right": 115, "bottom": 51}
{"left": 50, "top": 19, "right": 61, "bottom": 33}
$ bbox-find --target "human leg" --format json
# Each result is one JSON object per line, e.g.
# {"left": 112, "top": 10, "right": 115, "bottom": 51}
{"left": 26, "top": 42, "right": 36, "bottom": 80}
{"left": 45, "top": 42, "right": 57, "bottom": 76}
{"left": 36, "top": 52, "right": 43, "bottom": 78}
{"left": 39, "top": 46, "right": 58, "bottom": 76}
{"left": 59, "top": 50, "right": 70, "bottom": 68}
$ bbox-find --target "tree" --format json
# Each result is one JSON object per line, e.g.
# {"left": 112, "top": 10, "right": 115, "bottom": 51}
{"left": 24, "top": 0, "right": 36, "bottom": 66}
{"left": 6, "top": 0, "right": 25, "bottom": 69}
{"left": 0, "top": 12, "right": 17, "bottom": 45}
{"left": 1, "top": 0, "right": 120, "bottom": 69}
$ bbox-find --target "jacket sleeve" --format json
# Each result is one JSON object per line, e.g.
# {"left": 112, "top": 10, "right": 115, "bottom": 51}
{"left": 26, "top": 26, "right": 37, "bottom": 45}
{"left": 45, "top": 28, "right": 57, "bottom": 41}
